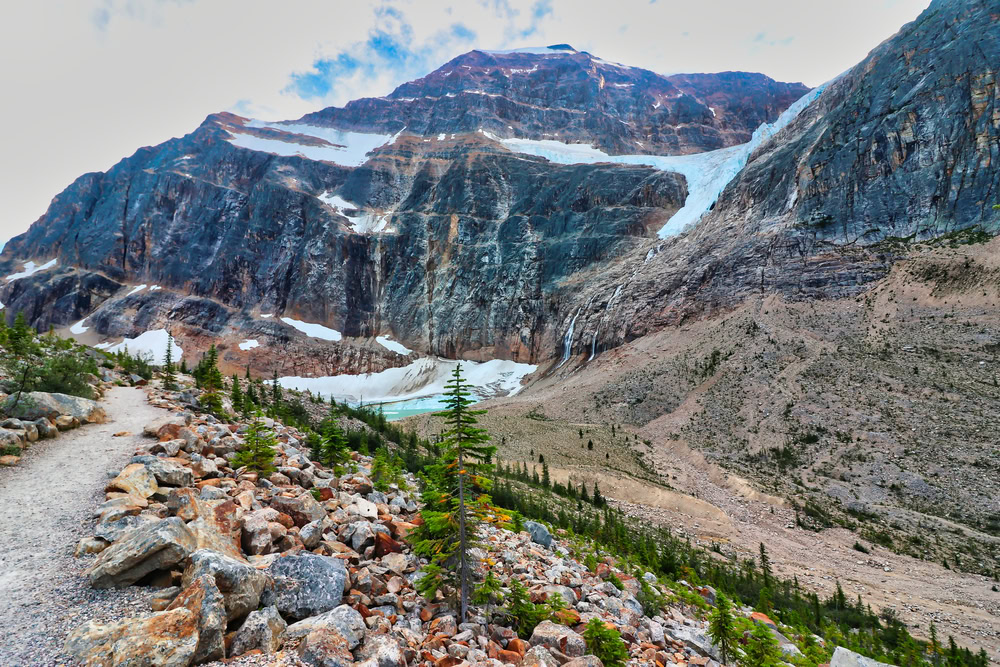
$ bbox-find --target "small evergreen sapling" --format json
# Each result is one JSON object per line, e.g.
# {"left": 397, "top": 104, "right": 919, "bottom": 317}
{"left": 232, "top": 411, "right": 277, "bottom": 478}
{"left": 583, "top": 618, "right": 630, "bottom": 667}
{"left": 708, "top": 593, "right": 739, "bottom": 665}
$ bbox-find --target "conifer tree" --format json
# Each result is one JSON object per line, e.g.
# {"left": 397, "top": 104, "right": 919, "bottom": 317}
{"left": 708, "top": 593, "right": 739, "bottom": 665}
{"left": 232, "top": 411, "right": 277, "bottom": 477}
{"left": 409, "top": 363, "right": 497, "bottom": 622}
{"left": 740, "top": 621, "right": 781, "bottom": 667}
{"left": 318, "top": 405, "right": 350, "bottom": 471}
{"left": 162, "top": 335, "right": 178, "bottom": 390}
{"left": 759, "top": 542, "right": 773, "bottom": 588}
{"left": 542, "top": 461, "right": 551, "bottom": 489}
{"left": 271, "top": 369, "right": 282, "bottom": 405}
{"left": 231, "top": 374, "right": 243, "bottom": 411}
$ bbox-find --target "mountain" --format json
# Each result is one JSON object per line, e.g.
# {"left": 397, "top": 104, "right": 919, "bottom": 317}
{"left": 0, "top": 45, "right": 807, "bottom": 377}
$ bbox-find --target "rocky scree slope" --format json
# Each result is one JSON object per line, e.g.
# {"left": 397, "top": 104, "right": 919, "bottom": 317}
{"left": 64, "top": 380, "right": 814, "bottom": 667}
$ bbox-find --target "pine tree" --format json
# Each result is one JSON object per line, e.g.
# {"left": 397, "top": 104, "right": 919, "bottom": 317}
{"left": 740, "top": 621, "right": 781, "bottom": 667}
{"left": 759, "top": 542, "right": 772, "bottom": 588}
{"left": 270, "top": 369, "right": 282, "bottom": 407}
{"left": 409, "top": 364, "right": 497, "bottom": 622}
{"left": 318, "top": 406, "right": 350, "bottom": 471}
{"left": 197, "top": 344, "right": 225, "bottom": 416}
{"left": 231, "top": 374, "right": 243, "bottom": 411}
{"left": 587, "top": 439, "right": 594, "bottom": 450}
{"left": 708, "top": 593, "right": 739, "bottom": 664}
{"left": 244, "top": 364, "right": 251, "bottom": 380}
{"left": 472, "top": 569, "right": 504, "bottom": 619}
{"left": 232, "top": 411, "right": 277, "bottom": 478}
{"left": 592, "top": 482, "right": 604, "bottom": 507}
{"left": 1, "top": 312, "right": 40, "bottom": 413}
{"left": 542, "top": 461, "right": 551, "bottom": 489}
{"left": 162, "top": 335, "right": 178, "bottom": 390}
{"left": 583, "top": 618, "right": 630, "bottom": 667}
{"left": 180, "top": 357, "right": 188, "bottom": 375}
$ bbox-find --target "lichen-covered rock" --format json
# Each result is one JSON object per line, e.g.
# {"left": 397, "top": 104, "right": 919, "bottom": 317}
{"left": 166, "top": 573, "right": 227, "bottom": 663}
{"left": 230, "top": 605, "right": 287, "bottom": 657}
{"left": 525, "top": 521, "right": 553, "bottom": 548}
{"left": 182, "top": 548, "right": 268, "bottom": 622}
{"left": 262, "top": 552, "right": 347, "bottom": 621}
{"left": 529, "top": 620, "right": 586, "bottom": 658}
{"left": 63, "top": 607, "right": 198, "bottom": 666}
{"left": 131, "top": 455, "right": 194, "bottom": 487}
{"left": 270, "top": 492, "right": 326, "bottom": 527}
{"left": 285, "top": 604, "right": 365, "bottom": 648}
{"left": 88, "top": 517, "right": 196, "bottom": 589}
{"left": 1, "top": 392, "right": 106, "bottom": 423}
{"left": 297, "top": 626, "right": 355, "bottom": 667}
{"left": 106, "top": 462, "right": 160, "bottom": 499}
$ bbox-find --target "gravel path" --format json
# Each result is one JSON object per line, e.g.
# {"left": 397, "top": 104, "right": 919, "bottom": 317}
{"left": 0, "top": 386, "right": 166, "bottom": 666}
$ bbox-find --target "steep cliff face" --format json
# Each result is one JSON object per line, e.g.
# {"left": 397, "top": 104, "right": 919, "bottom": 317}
{"left": 551, "top": 0, "right": 1000, "bottom": 366}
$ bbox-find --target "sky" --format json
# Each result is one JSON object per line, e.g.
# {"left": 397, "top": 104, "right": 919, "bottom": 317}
{"left": 0, "top": 0, "right": 929, "bottom": 247}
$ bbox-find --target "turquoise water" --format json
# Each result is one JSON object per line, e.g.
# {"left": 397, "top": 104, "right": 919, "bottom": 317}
{"left": 374, "top": 395, "right": 450, "bottom": 421}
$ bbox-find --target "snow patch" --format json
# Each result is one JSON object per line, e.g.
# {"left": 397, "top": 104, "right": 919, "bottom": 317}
{"left": 104, "top": 329, "right": 182, "bottom": 366}
{"left": 482, "top": 46, "right": 576, "bottom": 55}
{"left": 496, "top": 81, "right": 830, "bottom": 237}
{"left": 226, "top": 121, "right": 396, "bottom": 167}
{"left": 70, "top": 318, "right": 89, "bottom": 335}
{"left": 149, "top": 285, "right": 162, "bottom": 291}
{"left": 260, "top": 313, "right": 274, "bottom": 318}
{"left": 279, "top": 357, "right": 536, "bottom": 405}
{"left": 376, "top": 335, "right": 412, "bottom": 356}
{"left": 238, "top": 339, "right": 260, "bottom": 351}
{"left": 5, "top": 258, "right": 57, "bottom": 282}
{"left": 280, "top": 317, "right": 342, "bottom": 341}
{"left": 126, "top": 284, "right": 147, "bottom": 297}
{"left": 318, "top": 192, "right": 391, "bottom": 234}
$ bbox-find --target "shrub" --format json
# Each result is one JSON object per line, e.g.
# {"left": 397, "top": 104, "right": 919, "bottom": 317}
{"left": 583, "top": 618, "right": 630, "bottom": 667}
{"left": 504, "top": 579, "right": 552, "bottom": 638}
{"left": 231, "top": 412, "right": 277, "bottom": 478}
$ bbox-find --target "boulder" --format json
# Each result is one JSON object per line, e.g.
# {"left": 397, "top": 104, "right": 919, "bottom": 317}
{"left": 298, "top": 627, "right": 354, "bottom": 667}
{"left": 64, "top": 607, "right": 198, "bottom": 666}
{"left": 182, "top": 549, "right": 269, "bottom": 622}
{"left": 0, "top": 429, "right": 23, "bottom": 449}
{"left": 55, "top": 415, "right": 78, "bottom": 430}
{"left": 166, "top": 574, "right": 227, "bottom": 663}
{"left": 132, "top": 456, "right": 195, "bottom": 487}
{"left": 301, "top": 520, "right": 324, "bottom": 549}
{"left": 831, "top": 646, "right": 897, "bottom": 667}
{"left": 33, "top": 418, "right": 58, "bottom": 439}
{"left": 525, "top": 521, "right": 553, "bottom": 548}
{"left": 107, "top": 463, "right": 160, "bottom": 499}
{"left": 0, "top": 455, "right": 20, "bottom": 466}
{"left": 529, "top": 620, "right": 586, "bottom": 658}
{"left": 285, "top": 604, "right": 366, "bottom": 648}
{"left": 263, "top": 553, "right": 347, "bottom": 621}
{"left": 271, "top": 492, "right": 326, "bottom": 527}
{"left": 355, "top": 635, "right": 407, "bottom": 667}
{"left": 88, "top": 517, "right": 197, "bottom": 588}
{"left": 521, "top": 645, "right": 561, "bottom": 667}
{"left": 230, "top": 605, "right": 287, "bottom": 656}
{"left": 563, "top": 658, "right": 604, "bottom": 667}
{"left": 2, "top": 391, "right": 106, "bottom": 423}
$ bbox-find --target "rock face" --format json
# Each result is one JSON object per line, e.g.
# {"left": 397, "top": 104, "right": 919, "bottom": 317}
{"left": 1, "top": 392, "right": 106, "bottom": 424}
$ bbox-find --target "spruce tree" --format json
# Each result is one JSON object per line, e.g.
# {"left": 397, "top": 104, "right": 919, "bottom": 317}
{"left": 409, "top": 363, "right": 497, "bottom": 622}
{"left": 318, "top": 405, "right": 350, "bottom": 471}
{"left": 740, "top": 622, "right": 781, "bottom": 667}
{"left": 759, "top": 542, "right": 772, "bottom": 588}
{"left": 232, "top": 411, "right": 277, "bottom": 478}
{"left": 708, "top": 593, "right": 739, "bottom": 665}
{"left": 271, "top": 369, "right": 282, "bottom": 405}
{"left": 162, "top": 335, "right": 178, "bottom": 390}
{"left": 231, "top": 374, "right": 243, "bottom": 411}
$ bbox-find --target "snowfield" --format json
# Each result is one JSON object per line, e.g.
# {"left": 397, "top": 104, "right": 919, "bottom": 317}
{"left": 280, "top": 317, "right": 342, "bottom": 341}
{"left": 238, "top": 339, "right": 260, "bottom": 351}
{"left": 375, "top": 336, "right": 413, "bottom": 356}
{"left": 69, "top": 319, "right": 90, "bottom": 335}
{"left": 104, "top": 329, "right": 183, "bottom": 366}
{"left": 226, "top": 120, "right": 398, "bottom": 167}
{"left": 492, "top": 81, "right": 830, "bottom": 237}
{"left": 279, "top": 357, "right": 536, "bottom": 406}
{"left": 318, "top": 192, "right": 391, "bottom": 234}
{"left": 5, "top": 258, "right": 57, "bottom": 283}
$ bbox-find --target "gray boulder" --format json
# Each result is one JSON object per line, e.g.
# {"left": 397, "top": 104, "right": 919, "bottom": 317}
{"left": 131, "top": 455, "right": 194, "bottom": 487}
{"left": 831, "top": 646, "right": 897, "bottom": 667}
{"left": 166, "top": 574, "right": 227, "bottom": 663}
{"left": 230, "top": 605, "right": 287, "bottom": 656}
{"left": 2, "top": 391, "right": 106, "bottom": 423}
{"left": 525, "top": 520, "right": 554, "bottom": 547}
{"left": 285, "top": 604, "right": 365, "bottom": 647}
{"left": 88, "top": 517, "right": 196, "bottom": 588}
{"left": 182, "top": 549, "right": 269, "bottom": 622}
{"left": 262, "top": 553, "right": 347, "bottom": 621}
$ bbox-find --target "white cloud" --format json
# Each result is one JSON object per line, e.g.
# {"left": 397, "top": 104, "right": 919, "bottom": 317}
{"left": 0, "top": 0, "right": 928, "bottom": 246}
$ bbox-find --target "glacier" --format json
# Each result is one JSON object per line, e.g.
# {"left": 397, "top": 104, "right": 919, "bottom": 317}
{"left": 494, "top": 81, "right": 831, "bottom": 238}
{"left": 227, "top": 120, "right": 397, "bottom": 167}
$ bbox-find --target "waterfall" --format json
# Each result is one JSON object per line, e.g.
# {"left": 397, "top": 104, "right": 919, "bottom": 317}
{"left": 587, "top": 332, "right": 598, "bottom": 362}
{"left": 556, "top": 311, "right": 579, "bottom": 369}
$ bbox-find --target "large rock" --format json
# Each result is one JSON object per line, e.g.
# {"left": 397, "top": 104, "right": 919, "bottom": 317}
{"left": 270, "top": 492, "right": 326, "bottom": 527}
{"left": 166, "top": 574, "right": 226, "bottom": 663}
{"left": 521, "top": 645, "right": 561, "bottom": 667}
{"left": 107, "top": 463, "right": 161, "bottom": 499}
{"left": 132, "top": 455, "right": 195, "bottom": 487}
{"left": 262, "top": 553, "right": 347, "bottom": 621}
{"left": 529, "top": 620, "right": 586, "bottom": 658}
{"left": 831, "top": 646, "right": 897, "bottom": 667}
{"left": 64, "top": 607, "right": 198, "bottom": 666}
{"left": 2, "top": 391, "right": 106, "bottom": 423}
{"left": 88, "top": 517, "right": 196, "bottom": 589}
{"left": 525, "top": 521, "right": 553, "bottom": 548}
{"left": 182, "top": 549, "right": 269, "bottom": 622}
{"left": 355, "top": 635, "right": 407, "bottom": 667}
{"left": 297, "top": 626, "right": 355, "bottom": 667}
{"left": 230, "top": 605, "right": 287, "bottom": 656}
{"left": 285, "top": 604, "right": 365, "bottom": 648}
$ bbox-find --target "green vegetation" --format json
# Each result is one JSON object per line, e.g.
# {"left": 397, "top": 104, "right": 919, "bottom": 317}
{"left": 708, "top": 593, "right": 739, "bottom": 664}
{"left": 231, "top": 411, "right": 277, "bottom": 478}
{"left": 583, "top": 618, "right": 630, "bottom": 667}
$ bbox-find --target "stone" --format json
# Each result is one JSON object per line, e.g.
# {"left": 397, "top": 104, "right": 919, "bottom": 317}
{"left": 374, "top": 531, "right": 403, "bottom": 557}
{"left": 166, "top": 573, "right": 227, "bottom": 663}
{"left": 263, "top": 553, "right": 348, "bottom": 621}
{"left": 0, "top": 455, "right": 20, "bottom": 466}
{"left": 241, "top": 510, "right": 273, "bottom": 555}
{"left": 529, "top": 620, "right": 586, "bottom": 658}
{"left": 182, "top": 549, "right": 269, "bottom": 622}
{"left": 107, "top": 463, "right": 160, "bottom": 499}
{"left": 271, "top": 492, "right": 326, "bottom": 527}
{"left": 429, "top": 615, "right": 458, "bottom": 637}
{"left": 563, "top": 658, "right": 603, "bottom": 667}
{"left": 301, "top": 519, "right": 324, "bottom": 549}
{"left": 88, "top": 517, "right": 196, "bottom": 588}
{"left": 64, "top": 607, "right": 198, "bottom": 666}
{"left": 2, "top": 391, "right": 106, "bottom": 424}
{"left": 298, "top": 627, "right": 354, "bottom": 667}
{"left": 75, "top": 536, "right": 110, "bottom": 556}
{"left": 230, "top": 605, "right": 287, "bottom": 656}
{"left": 521, "top": 645, "right": 561, "bottom": 667}
{"left": 55, "top": 415, "right": 78, "bottom": 430}
{"left": 95, "top": 513, "right": 161, "bottom": 543}
{"left": 144, "top": 415, "right": 188, "bottom": 439}
{"left": 285, "top": 604, "right": 366, "bottom": 648}
{"left": 132, "top": 455, "right": 194, "bottom": 487}
{"left": 830, "top": 646, "right": 896, "bottom": 667}
{"left": 32, "top": 418, "right": 58, "bottom": 439}
{"left": 354, "top": 635, "right": 407, "bottom": 667}
{"left": 525, "top": 521, "right": 553, "bottom": 548}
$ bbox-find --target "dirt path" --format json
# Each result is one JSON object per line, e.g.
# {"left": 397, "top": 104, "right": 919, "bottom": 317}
{"left": 0, "top": 386, "right": 166, "bottom": 666}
